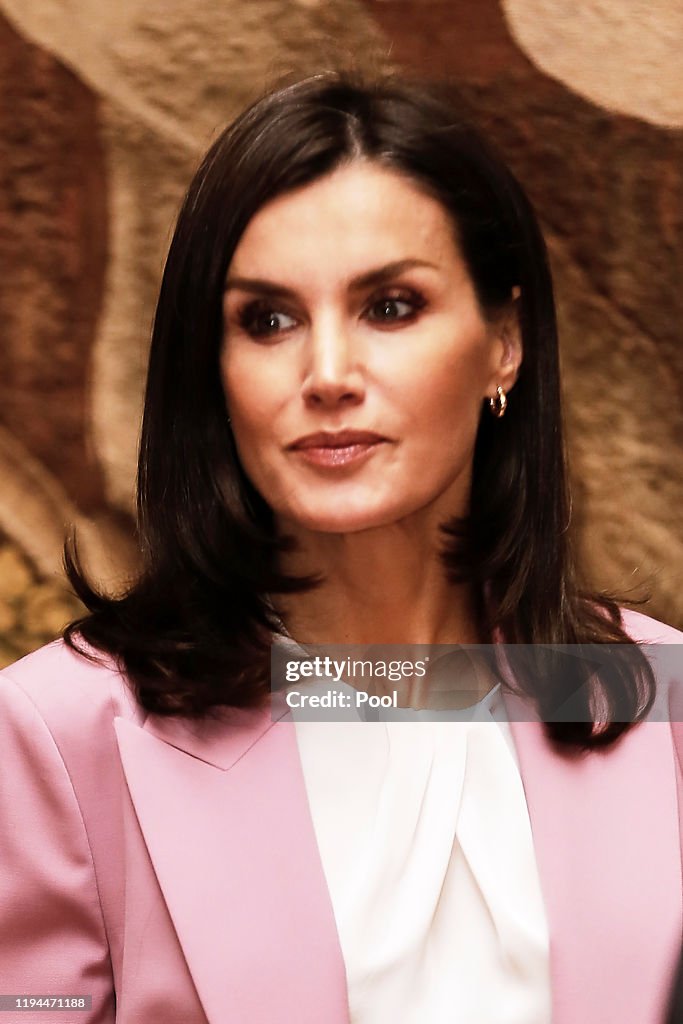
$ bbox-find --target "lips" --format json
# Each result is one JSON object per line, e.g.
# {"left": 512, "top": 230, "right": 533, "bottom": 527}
{"left": 289, "top": 430, "right": 388, "bottom": 450}
{"left": 288, "top": 430, "right": 389, "bottom": 469}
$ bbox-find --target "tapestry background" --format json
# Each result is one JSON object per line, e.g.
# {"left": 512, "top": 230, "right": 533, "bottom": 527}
{"left": 1, "top": 0, "right": 682, "bottom": 665}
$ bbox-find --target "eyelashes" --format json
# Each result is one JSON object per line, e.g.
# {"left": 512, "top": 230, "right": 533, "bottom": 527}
{"left": 234, "top": 288, "right": 428, "bottom": 341}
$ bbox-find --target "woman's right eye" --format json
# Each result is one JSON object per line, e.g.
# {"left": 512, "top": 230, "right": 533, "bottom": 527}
{"left": 238, "top": 302, "right": 298, "bottom": 339}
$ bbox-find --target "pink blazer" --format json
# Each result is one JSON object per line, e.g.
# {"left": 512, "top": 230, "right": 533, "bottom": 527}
{"left": 1, "top": 608, "right": 682, "bottom": 1024}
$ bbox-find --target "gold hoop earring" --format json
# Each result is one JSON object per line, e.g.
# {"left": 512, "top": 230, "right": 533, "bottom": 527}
{"left": 488, "top": 385, "right": 507, "bottom": 418}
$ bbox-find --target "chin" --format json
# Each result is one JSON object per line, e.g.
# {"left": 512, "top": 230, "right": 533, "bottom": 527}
{"left": 279, "top": 500, "right": 410, "bottom": 536}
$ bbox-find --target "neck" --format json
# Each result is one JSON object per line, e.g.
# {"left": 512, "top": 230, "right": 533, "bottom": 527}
{"left": 274, "top": 521, "right": 485, "bottom": 647}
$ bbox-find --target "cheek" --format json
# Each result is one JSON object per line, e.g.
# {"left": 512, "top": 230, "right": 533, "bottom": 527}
{"left": 411, "top": 391, "right": 483, "bottom": 467}
{"left": 220, "top": 350, "right": 295, "bottom": 501}
{"left": 221, "top": 349, "right": 284, "bottom": 433}
{"left": 396, "top": 345, "right": 490, "bottom": 433}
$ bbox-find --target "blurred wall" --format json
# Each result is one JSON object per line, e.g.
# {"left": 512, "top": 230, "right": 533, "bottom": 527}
{"left": 0, "top": 0, "right": 681, "bottom": 665}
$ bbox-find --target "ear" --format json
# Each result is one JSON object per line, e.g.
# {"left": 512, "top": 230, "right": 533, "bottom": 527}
{"left": 485, "top": 286, "right": 523, "bottom": 397}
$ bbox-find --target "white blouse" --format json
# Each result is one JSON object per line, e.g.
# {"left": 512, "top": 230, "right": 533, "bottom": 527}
{"left": 291, "top": 687, "right": 552, "bottom": 1023}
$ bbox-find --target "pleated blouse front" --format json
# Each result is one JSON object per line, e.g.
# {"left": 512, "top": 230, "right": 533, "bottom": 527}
{"left": 292, "top": 690, "right": 552, "bottom": 1023}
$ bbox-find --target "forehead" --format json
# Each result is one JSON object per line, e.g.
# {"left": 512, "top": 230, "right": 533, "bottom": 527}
{"left": 228, "top": 161, "right": 463, "bottom": 281}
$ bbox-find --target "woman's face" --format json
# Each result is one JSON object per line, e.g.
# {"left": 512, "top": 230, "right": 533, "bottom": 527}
{"left": 221, "top": 161, "right": 520, "bottom": 536}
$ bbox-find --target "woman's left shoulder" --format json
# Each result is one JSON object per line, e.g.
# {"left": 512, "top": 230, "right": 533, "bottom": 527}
{"left": 617, "top": 608, "right": 683, "bottom": 741}
{"left": 619, "top": 606, "right": 683, "bottom": 645}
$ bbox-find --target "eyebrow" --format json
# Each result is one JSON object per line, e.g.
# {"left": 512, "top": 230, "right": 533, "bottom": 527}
{"left": 223, "top": 258, "right": 438, "bottom": 298}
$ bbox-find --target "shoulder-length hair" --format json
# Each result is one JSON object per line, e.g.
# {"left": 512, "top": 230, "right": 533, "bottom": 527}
{"left": 64, "top": 70, "right": 654, "bottom": 747}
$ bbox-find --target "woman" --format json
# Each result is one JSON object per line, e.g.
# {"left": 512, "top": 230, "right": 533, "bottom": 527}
{"left": 1, "top": 72, "right": 682, "bottom": 1024}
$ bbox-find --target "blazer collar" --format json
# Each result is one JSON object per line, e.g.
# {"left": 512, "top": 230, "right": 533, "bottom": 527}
{"left": 506, "top": 692, "right": 681, "bottom": 1024}
{"left": 115, "top": 692, "right": 681, "bottom": 1024}
{"left": 114, "top": 698, "right": 350, "bottom": 1024}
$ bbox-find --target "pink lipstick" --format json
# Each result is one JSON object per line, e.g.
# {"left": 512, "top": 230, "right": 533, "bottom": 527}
{"left": 288, "top": 430, "right": 387, "bottom": 469}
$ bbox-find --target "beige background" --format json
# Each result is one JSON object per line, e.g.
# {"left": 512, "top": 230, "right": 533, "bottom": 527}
{"left": 1, "top": 0, "right": 681, "bottom": 666}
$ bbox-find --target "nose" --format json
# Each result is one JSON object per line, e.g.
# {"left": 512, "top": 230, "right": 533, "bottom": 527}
{"left": 301, "top": 315, "right": 365, "bottom": 409}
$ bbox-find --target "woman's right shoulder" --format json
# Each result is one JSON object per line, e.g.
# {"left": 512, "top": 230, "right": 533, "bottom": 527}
{"left": 0, "top": 638, "right": 145, "bottom": 747}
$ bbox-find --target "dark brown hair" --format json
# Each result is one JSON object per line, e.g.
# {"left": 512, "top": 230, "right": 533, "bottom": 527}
{"left": 64, "top": 71, "right": 655, "bottom": 747}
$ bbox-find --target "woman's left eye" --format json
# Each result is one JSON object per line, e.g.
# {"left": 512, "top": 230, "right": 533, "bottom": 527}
{"left": 365, "top": 292, "right": 425, "bottom": 325}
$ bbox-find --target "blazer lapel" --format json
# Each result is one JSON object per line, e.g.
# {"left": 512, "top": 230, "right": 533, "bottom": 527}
{"left": 508, "top": 702, "right": 682, "bottom": 1024}
{"left": 114, "top": 700, "right": 350, "bottom": 1024}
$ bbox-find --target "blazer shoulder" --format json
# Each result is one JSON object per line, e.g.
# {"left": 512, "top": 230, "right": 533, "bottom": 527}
{"left": 0, "top": 638, "right": 145, "bottom": 746}
{"left": 618, "top": 608, "right": 683, "bottom": 729}
{"left": 619, "top": 607, "right": 683, "bottom": 644}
